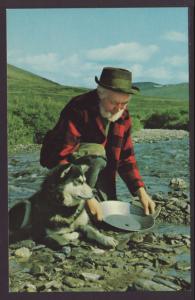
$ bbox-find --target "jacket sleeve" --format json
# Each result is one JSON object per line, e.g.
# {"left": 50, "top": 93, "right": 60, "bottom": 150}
{"left": 117, "top": 116, "right": 145, "bottom": 196}
{"left": 40, "top": 106, "right": 82, "bottom": 169}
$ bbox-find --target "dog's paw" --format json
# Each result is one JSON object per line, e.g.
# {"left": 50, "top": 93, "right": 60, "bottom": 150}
{"left": 62, "top": 232, "right": 79, "bottom": 241}
{"left": 102, "top": 236, "right": 118, "bottom": 248}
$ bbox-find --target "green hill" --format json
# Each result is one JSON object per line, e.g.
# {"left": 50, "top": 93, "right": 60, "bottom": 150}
{"left": 135, "top": 82, "right": 189, "bottom": 100}
{"left": 7, "top": 64, "right": 189, "bottom": 149}
{"left": 7, "top": 64, "right": 89, "bottom": 100}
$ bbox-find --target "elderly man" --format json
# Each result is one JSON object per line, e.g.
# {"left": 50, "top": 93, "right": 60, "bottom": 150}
{"left": 40, "top": 67, "right": 155, "bottom": 221}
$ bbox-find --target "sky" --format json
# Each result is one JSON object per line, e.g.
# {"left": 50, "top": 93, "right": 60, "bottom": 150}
{"left": 7, "top": 8, "right": 189, "bottom": 88}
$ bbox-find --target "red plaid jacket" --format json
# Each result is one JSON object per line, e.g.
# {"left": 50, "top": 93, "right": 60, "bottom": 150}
{"left": 40, "top": 90, "right": 145, "bottom": 196}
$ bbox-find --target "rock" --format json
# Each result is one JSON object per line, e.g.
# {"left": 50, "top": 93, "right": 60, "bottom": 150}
{"left": 15, "top": 247, "right": 32, "bottom": 259}
{"left": 82, "top": 261, "right": 94, "bottom": 269}
{"left": 143, "top": 233, "right": 157, "bottom": 243}
{"left": 158, "top": 255, "right": 177, "bottom": 266}
{"left": 90, "top": 247, "right": 105, "bottom": 255}
{"left": 182, "top": 237, "right": 190, "bottom": 248}
{"left": 153, "top": 276, "right": 181, "bottom": 290}
{"left": 30, "top": 264, "right": 45, "bottom": 275}
{"left": 53, "top": 253, "right": 66, "bottom": 262}
{"left": 186, "top": 204, "right": 190, "bottom": 214}
{"left": 63, "top": 276, "right": 85, "bottom": 288}
{"left": 44, "top": 280, "right": 62, "bottom": 290}
{"left": 176, "top": 200, "right": 188, "bottom": 210}
{"left": 129, "top": 233, "right": 144, "bottom": 243}
{"left": 125, "top": 251, "right": 133, "bottom": 258}
{"left": 137, "top": 268, "right": 156, "bottom": 279}
{"left": 128, "top": 278, "right": 175, "bottom": 291}
{"left": 61, "top": 246, "right": 71, "bottom": 257}
{"left": 170, "top": 178, "right": 187, "bottom": 190}
{"left": 10, "top": 240, "right": 36, "bottom": 250}
{"left": 32, "top": 244, "right": 46, "bottom": 250}
{"left": 81, "top": 272, "right": 103, "bottom": 281}
{"left": 24, "top": 283, "right": 37, "bottom": 292}
{"left": 152, "top": 193, "right": 164, "bottom": 201}
{"left": 175, "top": 261, "right": 191, "bottom": 271}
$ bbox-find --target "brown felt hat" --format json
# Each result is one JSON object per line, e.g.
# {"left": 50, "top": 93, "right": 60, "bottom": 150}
{"left": 95, "top": 67, "right": 140, "bottom": 94}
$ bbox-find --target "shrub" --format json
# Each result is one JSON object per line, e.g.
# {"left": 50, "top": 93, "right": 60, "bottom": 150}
{"left": 144, "top": 109, "right": 189, "bottom": 130}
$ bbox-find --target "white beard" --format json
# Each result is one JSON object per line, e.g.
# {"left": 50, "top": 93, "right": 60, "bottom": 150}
{"left": 99, "top": 104, "right": 125, "bottom": 122}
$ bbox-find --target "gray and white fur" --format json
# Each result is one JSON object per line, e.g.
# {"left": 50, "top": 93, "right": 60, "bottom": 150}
{"left": 33, "top": 164, "right": 118, "bottom": 248}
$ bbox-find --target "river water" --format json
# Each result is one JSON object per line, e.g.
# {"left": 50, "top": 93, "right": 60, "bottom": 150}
{"left": 9, "top": 137, "right": 190, "bottom": 207}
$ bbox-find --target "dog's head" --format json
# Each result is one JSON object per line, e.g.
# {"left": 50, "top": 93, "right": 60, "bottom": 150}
{"left": 43, "top": 164, "right": 93, "bottom": 207}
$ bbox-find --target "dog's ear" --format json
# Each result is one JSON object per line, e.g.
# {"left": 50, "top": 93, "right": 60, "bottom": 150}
{"left": 80, "top": 164, "right": 90, "bottom": 174}
{"left": 60, "top": 164, "right": 72, "bottom": 178}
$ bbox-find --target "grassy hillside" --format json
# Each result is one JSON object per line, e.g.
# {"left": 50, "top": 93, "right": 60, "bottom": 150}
{"left": 7, "top": 64, "right": 189, "bottom": 148}
{"left": 135, "top": 82, "right": 189, "bottom": 99}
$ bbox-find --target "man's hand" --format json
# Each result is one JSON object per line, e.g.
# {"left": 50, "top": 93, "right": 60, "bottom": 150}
{"left": 136, "top": 187, "right": 156, "bottom": 215}
{"left": 86, "top": 198, "right": 103, "bottom": 221}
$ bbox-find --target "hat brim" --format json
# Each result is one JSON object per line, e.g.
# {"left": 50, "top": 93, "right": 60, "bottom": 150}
{"left": 95, "top": 76, "right": 140, "bottom": 95}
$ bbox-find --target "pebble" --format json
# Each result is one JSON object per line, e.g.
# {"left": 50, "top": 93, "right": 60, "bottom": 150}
{"left": 15, "top": 247, "right": 32, "bottom": 259}
{"left": 44, "top": 280, "right": 62, "bottom": 290}
{"left": 53, "top": 253, "right": 66, "bottom": 261}
{"left": 129, "top": 278, "right": 176, "bottom": 291}
{"left": 81, "top": 272, "right": 103, "bottom": 281}
{"left": 175, "top": 261, "right": 191, "bottom": 271}
{"left": 61, "top": 246, "right": 71, "bottom": 256}
{"left": 63, "top": 276, "right": 85, "bottom": 288}
{"left": 169, "top": 178, "right": 187, "bottom": 189}
{"left": 30, "top": 264, "right": 45, "bottom": 275}
{"left": 10, "top": 240, "right": 36, "bottom": 250}
{"left": 24, "top": 283, "right": 37, "bottom": 292}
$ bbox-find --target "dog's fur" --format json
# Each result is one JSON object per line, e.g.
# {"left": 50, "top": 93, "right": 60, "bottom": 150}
{"left": 31, "top": 164, "right": 118, "bottom": 248}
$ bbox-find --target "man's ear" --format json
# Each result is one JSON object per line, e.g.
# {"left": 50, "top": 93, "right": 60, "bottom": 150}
{"left": 60, "top": 164, "right": 72, "bottom": 178}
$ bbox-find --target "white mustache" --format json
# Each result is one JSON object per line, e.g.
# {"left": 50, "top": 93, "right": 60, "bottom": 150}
{"left": 99, "top": 105, "right": 125, "bottom": 122}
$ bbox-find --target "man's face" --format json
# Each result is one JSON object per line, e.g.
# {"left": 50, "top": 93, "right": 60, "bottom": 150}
{"left": 99, "top": 90, "right": 132, "bottom": 122}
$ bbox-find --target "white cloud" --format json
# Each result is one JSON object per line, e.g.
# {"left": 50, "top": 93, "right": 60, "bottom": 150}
{"left": 142, "top": 66, "right": 173, "bottom": 81}
{"left": 163, "top": 31, "right": 187, "bottom": 42}
{"left": 86, "top": 42, "right": 159, "bottom": 62}
{"left": 163, "top": 55, "right": 188, "bottom": 66}
{"left": 175, "top": 71, "right": 189, "bottom": 82}
{"left": 7, "top": 47, "right": 188, "bottom": 87}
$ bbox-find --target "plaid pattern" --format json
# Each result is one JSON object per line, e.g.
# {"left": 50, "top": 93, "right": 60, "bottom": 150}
{"left": 40, "top": 90, "right": 145, "bottom": 196}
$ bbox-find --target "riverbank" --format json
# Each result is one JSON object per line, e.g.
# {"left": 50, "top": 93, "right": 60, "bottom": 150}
{"left": 8, "top": 129, "right": 189, "bottom": 154}
{"left": 132, "top": 129, "right": 189, "bottom": 143}
{"left": 8, "top": 130, "right": 191, "bottom": 292}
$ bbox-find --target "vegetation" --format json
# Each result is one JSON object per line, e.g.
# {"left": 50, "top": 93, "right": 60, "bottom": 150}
{"left": 7, "top": 64, "right": 189, "bottom": 149}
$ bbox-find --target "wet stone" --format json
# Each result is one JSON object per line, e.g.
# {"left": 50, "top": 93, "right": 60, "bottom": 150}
{"left": 129, "top": 233, "right": 144, "bottom": 243}
{"left": 152, "top": 193, "right": 164, "bottom": 201}
{"left": 32, "top": 244, "right": 46, "bottom": 250}
{"left": 23, "top": 283, "right": 37, "bottom": 292}
{"left": 15, "top": 247, "right": 32, "bottom": 259}
{"left": 81, "top": 272, "right": 103, "bottom": 281}
{"left": 129, "top": 278, "right": 176, "bottom": 291}
{"left": 153, "top": 276, "right": 181, "bottom": 290}
{"left": 61, "top": 246, "right": 71, "bottom": 257}
{"left": 43, "top": 280, "right": 62, "bottom": 290}
{"left": 143, "top": 233, "right": 157, "bottom": 243}
{"left": 14, "top": 240, "right": 36, "bottom": 249}
{"left": 30, "top": 264, "right": 45, "bottom": 275}
{"left": 53, "top": 253, "right": 66, "bottom": 262}
{"left": 63, "top": 276, "right": 85, "bottom": 288}
{"left": 170, "top": 178, "right": 187, "bottom": 190}
{"left": 158, "top": 255, "right": 177, "bottom": 266}
{"left": 175, "top": 261, "right": 191, "bottom": 271}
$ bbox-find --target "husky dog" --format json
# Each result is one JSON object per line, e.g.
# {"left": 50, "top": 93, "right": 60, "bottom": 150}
{"left": 31, "top": 164, "right": 118, "bottom": 248}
